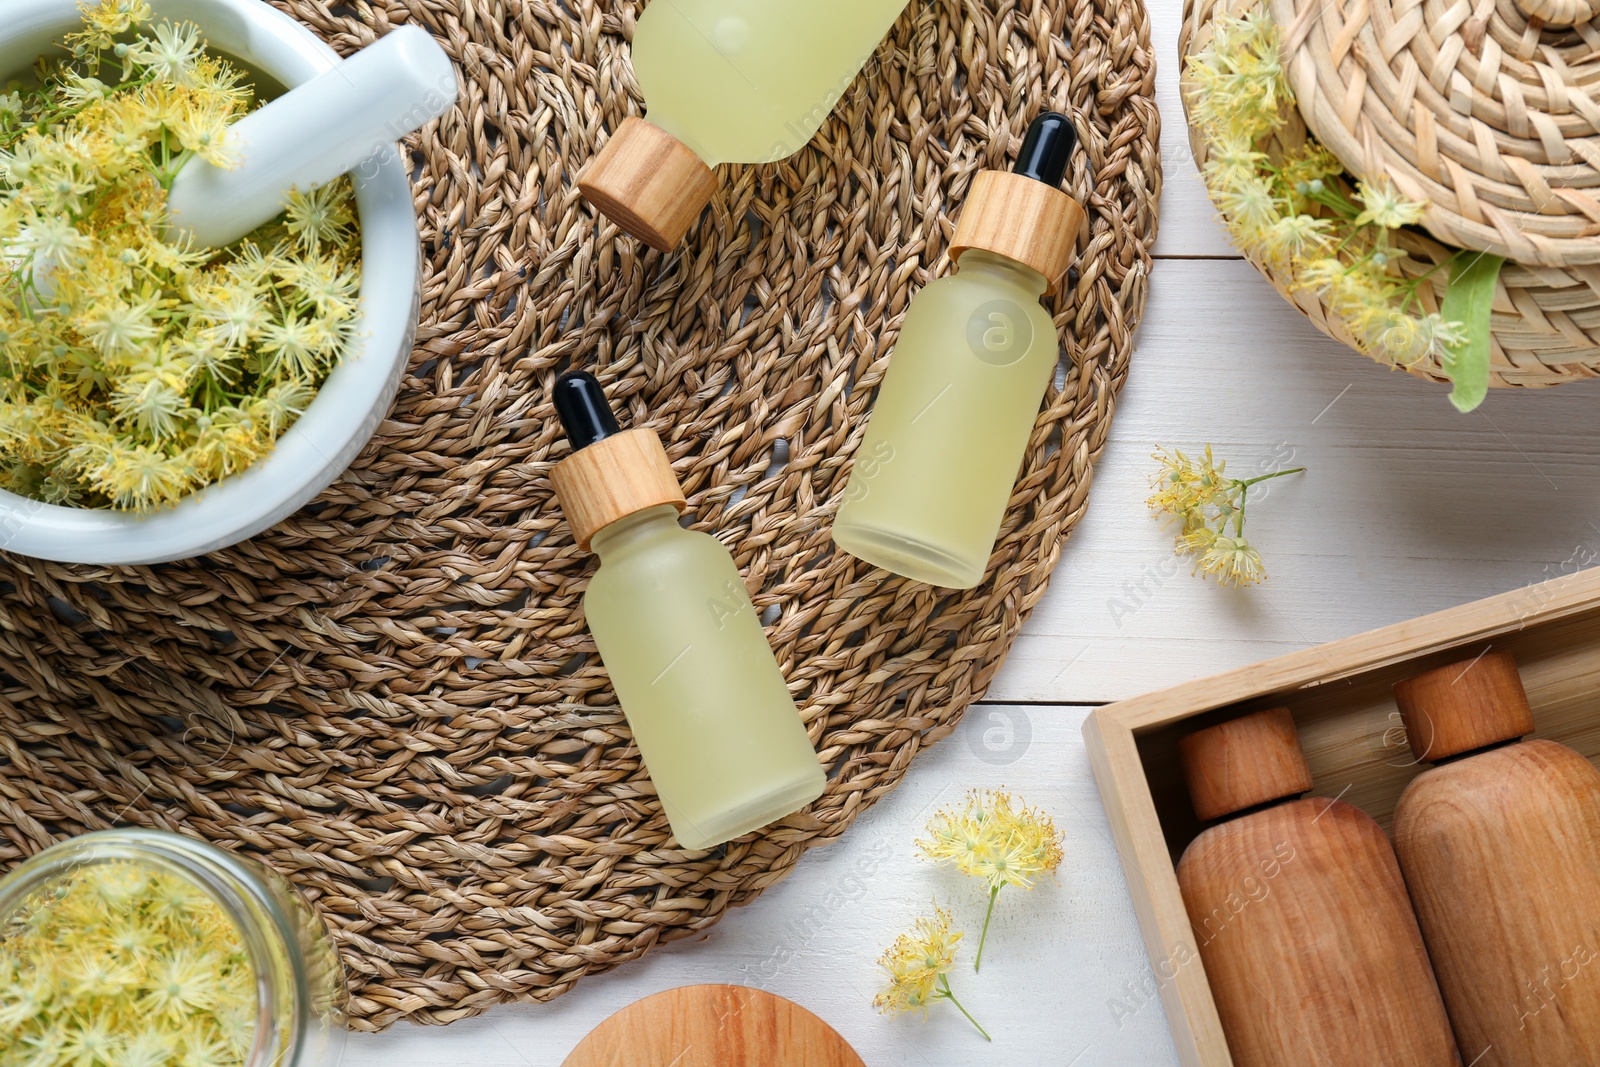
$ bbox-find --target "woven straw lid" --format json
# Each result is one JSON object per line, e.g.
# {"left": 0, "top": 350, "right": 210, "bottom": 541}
{"left": 1275, "top": 0, "right": 1600, "bottom": 266}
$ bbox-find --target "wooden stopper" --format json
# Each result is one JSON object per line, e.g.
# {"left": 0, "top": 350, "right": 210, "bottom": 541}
{"left": 551, "top": 428, "right": 686, "bottom": 551}
{"left": 1393, "top": 649, "right": 1535, "bottom": 763}
{"left": 1179, "top": 707, "right": 1314, "bottom": 822}
{"left": 577, "top": 117, "right": 719, "bottom": 252}
{"left": 949, "top": 171, "right": 1084, "bottom": 295}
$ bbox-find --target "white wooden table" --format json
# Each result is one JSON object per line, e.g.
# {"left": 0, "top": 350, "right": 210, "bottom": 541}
{"left": 348, "top": 0, "right": 1600, "bottom": 1060}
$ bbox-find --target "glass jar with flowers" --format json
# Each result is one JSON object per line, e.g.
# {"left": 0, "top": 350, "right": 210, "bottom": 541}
{"left": 0, "top": 828, "right": 345, "bottom": 1067}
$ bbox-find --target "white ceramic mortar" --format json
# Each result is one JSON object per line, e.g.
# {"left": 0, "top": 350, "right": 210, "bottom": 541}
{"left": 0, "top": 0, "right": 429, "bottom": 564}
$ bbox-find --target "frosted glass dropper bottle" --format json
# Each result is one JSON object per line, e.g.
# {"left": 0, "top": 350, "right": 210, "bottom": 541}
{"left": 578, "top": 0, "right": 914, "bottom": 251}
{"left": 833, "top": 113, "right": 1085, "bottom": 589}
{"left": 550, "top": 373, "right": 826, "bottom": 850}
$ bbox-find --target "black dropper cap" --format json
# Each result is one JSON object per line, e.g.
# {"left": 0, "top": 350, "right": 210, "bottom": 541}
{"left": 553, "top": 372, "right": 621, "bottom": 451}
{"left": 1013, "top": 112, "right": 1077, "bottom": 189}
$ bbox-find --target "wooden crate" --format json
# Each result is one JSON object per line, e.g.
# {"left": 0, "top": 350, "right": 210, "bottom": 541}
{"left": 1082, "top": 566, "right": 1600, "bottom": 1067}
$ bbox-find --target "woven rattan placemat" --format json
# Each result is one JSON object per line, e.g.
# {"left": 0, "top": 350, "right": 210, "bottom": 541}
{"left": 0, "top": 0, "right": 1159, "bottom": 1029}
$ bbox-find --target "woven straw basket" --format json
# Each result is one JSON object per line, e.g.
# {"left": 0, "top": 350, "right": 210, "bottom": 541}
{"left": 1181, "top": 0, "right": 1600, "bottom": 387}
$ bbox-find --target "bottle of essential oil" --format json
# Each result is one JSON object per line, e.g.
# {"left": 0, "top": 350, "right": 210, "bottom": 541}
{"left": 1176, "top": 708, "right": 1460, "bottom": 1067}
{"left": 831, "top": 113, "right": 1085, "bottom": 589}
{"left": 550, "top": 372, "right": 826, "bottom": 850}
{"left": 578, "top": 0, "right": 913, "bottom": 250}
{"left": 1391, "top": 651, "right": 1600, "bottom": 1064}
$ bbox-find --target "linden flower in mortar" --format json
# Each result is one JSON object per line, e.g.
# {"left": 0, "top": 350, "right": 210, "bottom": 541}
{"left": 0, "top": 860, "right": 257, "bottom": 1067}
{"left": 0, "top": 0, "right": 361, "bottom": 512}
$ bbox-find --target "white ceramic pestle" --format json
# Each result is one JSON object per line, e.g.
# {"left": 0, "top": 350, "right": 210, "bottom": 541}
{"left": 164, "top": 24, "right": 457, "bottom": 249}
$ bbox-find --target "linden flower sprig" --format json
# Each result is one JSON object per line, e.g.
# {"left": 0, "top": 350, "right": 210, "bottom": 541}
{"left": 0, "top": 0, "right": 362, "bottom": 511}
{"left": 916, "top": 788, "right": 1063, "bottom": 973}
{"left": 1185, "top": 4, "right": 1466, "bottom": 370}
{"left": 0, "top": 859, "right": 257, "bottom": 1067}
{"left": 1148, "top": 446, "right": 1305, "bottom": 587}
{"left": 873, "top": 906, "right": 991, "bottom": 1041}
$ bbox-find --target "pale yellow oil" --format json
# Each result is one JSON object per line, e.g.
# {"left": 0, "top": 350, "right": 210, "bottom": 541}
{"left": 833, "top": 251, "right": 1061, "bottom": 589}
{"left": 632, "top": 0, "right": 912, "bottom": 164}
{"left": 584, "top": 506, "right": 826, "bottom": 850}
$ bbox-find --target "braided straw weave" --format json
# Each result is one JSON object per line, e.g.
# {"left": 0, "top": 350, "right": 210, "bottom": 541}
{"left": 1275, "top": 0, "right": 1600, "bottom": 267}
{"left": 0, "top": 0, "right": 1159, "bottom": 1030}
{"left": 1183, "top": 0, "right": 1600, "bottom": 385}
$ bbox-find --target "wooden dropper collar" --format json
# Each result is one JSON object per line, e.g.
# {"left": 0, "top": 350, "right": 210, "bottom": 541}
{"left": 1392, "top": 650, "right": 1535, "bottom": 763}
{"left": 949, "top": 112, "right": 1086, "bottom": 296}
{"left": 578, "top": 117, "right": 719, "bottom": 252}
{"left": 1179, "top": 707, "right": 1314, "bottom": 822}
{"left": 550, "top": 373, "right": 686, "bottom": 551}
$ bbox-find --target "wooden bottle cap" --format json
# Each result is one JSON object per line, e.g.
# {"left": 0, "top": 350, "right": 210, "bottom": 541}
{"left": 949, "top": 171, "right": 1084, "bottom": 295}
{"left": 552, "top": 428, "right": 686, "bottom": 550}
{"left": 1393, "top": 650, "right": 1535, "bottom": 763}
{"left": 1179, "top": 707, "right": 1314, "bottom": 822}
{"left": 577, "top": 117, "right": 719, "bottom": 252}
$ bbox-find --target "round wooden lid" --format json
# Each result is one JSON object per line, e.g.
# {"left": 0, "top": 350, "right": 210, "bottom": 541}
{"left": 552, "top": 428, "right": 686, "bottom": 550}
{"left": 1179, "top": 707, "right": 1313, "bottom": 821}
{"left": 561, "top": 985, "right": 866, "bottom": 1067}
{"left": 1393, "top": 650, "right": 1535, "bottom": 763}
{"left": 578, "top": 117, "right": 718, "bottom": 252}
{"left": 949, "top": 171, "right": 1083, "bottom": 295}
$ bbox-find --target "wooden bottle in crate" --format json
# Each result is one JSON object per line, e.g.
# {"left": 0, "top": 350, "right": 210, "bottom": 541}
{"left": 1176, "top": 707, "right": 1460, "bottom": 1067}
{"left": 1392, "top": 651, "right": 1600, "bottom": 1065}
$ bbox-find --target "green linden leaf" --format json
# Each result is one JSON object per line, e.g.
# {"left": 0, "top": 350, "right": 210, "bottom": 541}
{"left": 1440, "top": 251, "right": 1505, "bottom": 414}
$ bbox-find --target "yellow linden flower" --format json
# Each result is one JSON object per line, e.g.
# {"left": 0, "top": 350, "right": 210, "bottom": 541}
{"left": 1146, "top": 446, "right": 1212, "bottom": 511}
{"left": 93, "top": 439, "right": 194, "bottom": 508}
{"left": 15, "top": 215, "right": 93, "bottom": 266}
{"left": 1354, "top": 179, "right": 1426, "bottom": 230}
{"left": 0, "top": 976, "right": 53, "bottom": 1030}
{"left": 251, "top": 378, "right": 315, "bottom": 435}
{"left": 187, "top": 55, "right": 251, "bottom": 110}
{"left": 873, "top": 906, "right": 989, "bottom": 1040}
{"left": 1198, "top": 534, "right": 1267, "bottom": 585}
{"left": 1260, "top": 213, "right": 1332, "bottom": 269}
{"left": 80, "top": 293, "right": 162, "bottom": 358}
{"left": 281, "top": 254, "right": 360, "bottom": 318}
{"left": 1212, "top": 172, "right": 1279, "bottom": 238}
{"left": 66, "top": 0, "right": 153, "bottom": 56}
{"left": 120, "top": 1032, "right": 183, "bottom": 1067}
{"left": 81, "top": 0, "right": 153, "bottom": 37}
{"left": 171, "top": 107, "right": 237, "bottom": 169}
{"left": 258, "top": 311, "right": 338, "bottom": 379}
{"left": 1149, "top": 445, "right": 1304, "bottom": 588}
{"left": 55, "top": 1011, "right": 124, "bottom": 1066}
{"left": 284, "top": 182, "right": 356, "bottom": 251}
{"left": 65, "top": 945, "right": 143, "bottom": 998}
{"left": 917, "top": 788, "right": 1063, "bottom": 972}
{"left": 187, "top": 409, "right": 265, "bottom": 479}
{"left": 141, "top": 950, "right": 224, "bottom": 1019}
{"left": 128, "top": 21, "right": 204, "bottom": 87}
{"left": 111, "top": 368, "right": 191, "bottom": 439}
